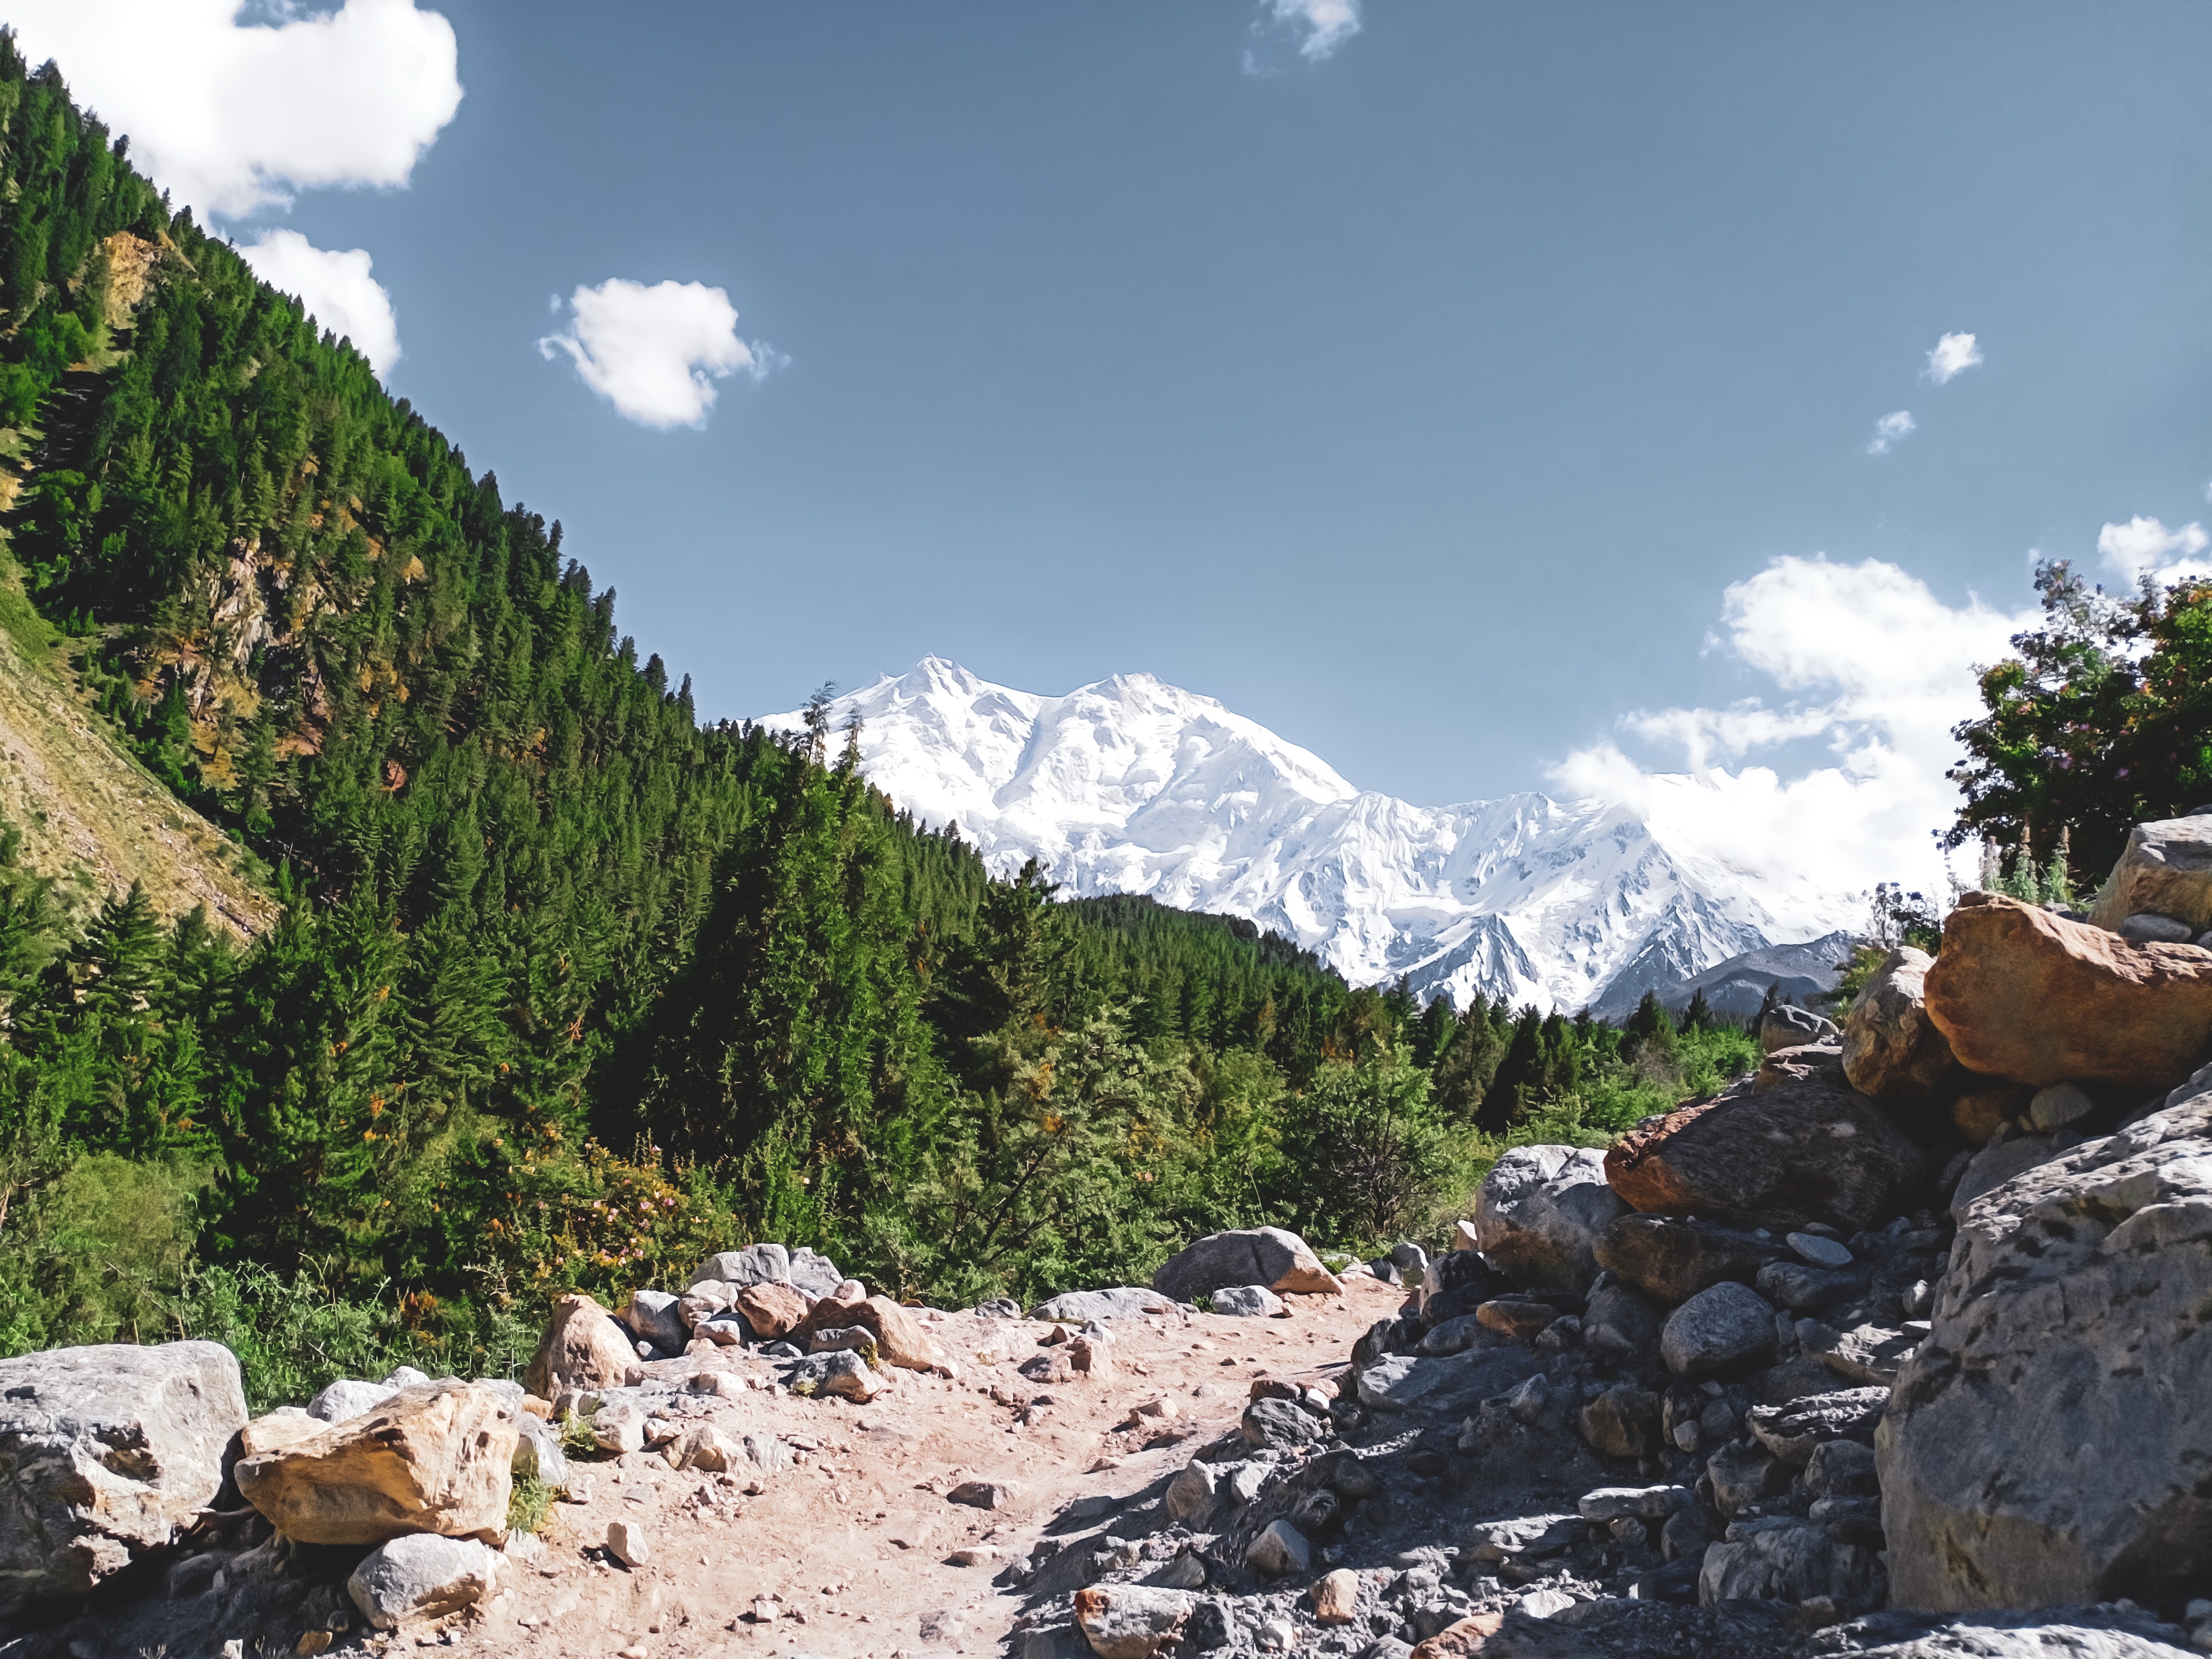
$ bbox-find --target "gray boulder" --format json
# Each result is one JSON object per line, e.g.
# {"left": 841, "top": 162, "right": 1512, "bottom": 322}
{"left": 1881, "top": 1063, "right": 2212, "bottom": 1613}
{"left": 696, "top": 1242, "right": 789, "bottom": 1285}
{"left": 1593, "top": 1213, "right": 1776, "bottom": 1305}
{"left": 1153, "top": 1227, "right": 1340, "bottom": 1301}
{"left": 1813, "top": 1608, "right": 2202, "bottom": 1657}
{"left": 1031, "top": 1287, "right": 1180, "bottom": 1323}
{"left": 625, "top": 1289, "right": 686, "bottom": 1352}
{"left": 785, "top": 1247, "right": 845, "bottom": 1299}
{"left": 1661, "top": 1282, "right": 1778, "bottom": 1378}
{"left": 1706, "top": 1440, "right": 1792, "bottom": 1517}
{"left": 1948, "top": 1135, "right": 2063, "bottom": 1221}
{"left": 1208, "top": 1285, "right": 1283, "bottom": 1318}
{"left": 0, "top": 1341, "right": 248, "bottom": 1612}
{"left": 1582, "top": 1273, "right": 1662, "bottom": 1356}
{"left": 347, "top": 1532, "right": 503, "bottom": 1629}
{"left": 785, "top": 1349, "right": 880, "bottom": 1402}
{"left": 1762, "top": 1003, "right": 1839, "bottom": 1053}
{"left": 1474, "top": 1144, "right": 1627, "bottom": 1293}
{"left": 1841, "top": 947, "right": 1961, "bottom": 1107}
{"left": 512, "top": 1415, "right": 569, "bottom": 1489}
{"left": 1699, "top": 1516, "right": 1883, "bottom": 1612}
{"left": 2118, "top": 912, "right": 2194, "bottom": 944}
{"left": 1745, "top": 1389, "right": 1888, "bottom": 1464}
{"left": 308, "top": 1378, "right": 397, "bottom": 1423}
{"left": 2087, "top": 815, "right": 2212, "bottom": 934}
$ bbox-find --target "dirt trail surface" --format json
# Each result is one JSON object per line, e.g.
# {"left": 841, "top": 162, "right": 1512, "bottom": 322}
{"left": 473, "top": 1279, "right": 1403, "bottom": 1659}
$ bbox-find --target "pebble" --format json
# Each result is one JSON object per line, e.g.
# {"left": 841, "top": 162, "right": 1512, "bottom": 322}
{"left": 1787, "top": 1232, "right": 1854, "bottom": 1269}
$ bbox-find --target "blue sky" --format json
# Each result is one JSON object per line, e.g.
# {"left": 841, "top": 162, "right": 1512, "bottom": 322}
{"left": 13, "top": 1, "right": 2212, "bottom": 887}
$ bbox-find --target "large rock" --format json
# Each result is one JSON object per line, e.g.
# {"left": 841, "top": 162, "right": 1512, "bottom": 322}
{"left": 347, "top": 1532, "right": 503, "bottom": 1629}
{"left": 1880, "top": 1063, "right": 2212, "bottom": 1615}
{"left": 235, "top": 1380, "right": 518, "bottom": 1545}
{"left": 625, "top": 1289, "right": 686, "bottom": 1352}
{"left": 2086, "top": 815, "right": 2212, "bottom": 934}
{"left": 1474, "top": 1145, "right": 1627, "bottom": 1293}
{"left": 0, "top": 1341, "right": 247, "bottom": 1612}
{"left": 1699, "top": 1516, "right": 1883, "bottom": 1611}
{"left": 1604, "top": 1069, "right": 1927, "bottom": 1234}
{"left": 795, "top": 1295, "right": 937, "bottom": 1370}
{"left": 1592, "top": 1214, "right": 1775, "bottom": 1305}
{"left": 1923, "top": 891, "right": 2212, "bottom": 1088}
{"left": 1073, "top": 1586, "right": 1193, "bottom": 1658}
{"left": 1762, "top": 1003, "right": 1838, "bottom": 1053}
{"left": 1153, "top": 1227, "right": 1340, "bottom": 1302}
{"left": 522, "top": 1294, "right": 640, "bottom": 1398}
{"left": 696, "top": 1243, "right": 789, "bottom": 1285}
{"left": 1841, "top": 947, "right": 1962, "bottom": 1106}
{"left": 1031, "top": 1287, "right": 1181, "bottom": 1323}
{"left": 1660, "top": 1282, "right": 1777, "bottom": 1379}
{"left": 1745, "top": 1389, "right": 1888, "bottom": 1464}
{"left": 735, "top": 1280, "right": 809, "bottom": 1339}
{"left": 1947, "top": 1135, "right": 2063, "bottom": 1221}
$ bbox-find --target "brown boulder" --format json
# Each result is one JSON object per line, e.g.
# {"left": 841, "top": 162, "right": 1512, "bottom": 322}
{"left": 1592, "top": 1213, "right": 1778, "bottom": 1305}
{"left": 521, "top": 1295, "right": 639, "bottom": 1399}
{"left": 236, "top": 1381, "right": 518, "bottom": 1546}
{"left": 736, "top": 1281, "right": 811, "bottom": 1340}
{"left": 2086, "top": 815, "right": 2212, "bottom": 933}
{"left": 1408, "top": 1613, "right": 1505, "bottom": 1659}
{"left": 1603, "top": 1070, "right": 1927, "bottom": 1234}
{"left": 795, "top": 1295, "right": 937, "bottom": 1370}
{"left": 1841, "top": 947, "right": 1962, "bottom": 1106}
{"left": 1924, "top": 891, "right": 2212, "bottom": 1088}
{"left": 1950, "top": 1081, "right": 2031, "bottom": 1146}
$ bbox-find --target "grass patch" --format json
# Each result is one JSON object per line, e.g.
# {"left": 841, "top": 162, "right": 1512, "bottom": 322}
{"left": 507, "top": 1475, "right": 557, "bottom": 1536}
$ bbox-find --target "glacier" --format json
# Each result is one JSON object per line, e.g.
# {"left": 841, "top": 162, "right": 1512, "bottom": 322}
{"left": 757, "top": 658, "right": 1864, "bottom": 1014}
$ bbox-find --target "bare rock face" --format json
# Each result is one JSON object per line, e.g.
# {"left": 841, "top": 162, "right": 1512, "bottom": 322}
{"left": 2087, "top": 814, "right": 2212, "bottom": 935}
{"left": 1474, "top": 1144, "right": 1627, "bottom": 1293}
{"left": 1152, "top": 1227, "right": 1340, "bottom": 1301}
{"left": 1842, "top": 947, "right": 1962, "bottom": 1107}
{"left": 1603, "top": 1069, "right": 1927, "bottom": 1235}
{"left": 236, "top": 1380, "right": 519, "bottom": 1546}
{"left": 0, "top": 1341, "right": 247, "bottom": 1613}
{"left": 1924, "top": 891, "right": 2212, "bottom": 1089}
{"left": 1880, "top": 1064, "right": 2212, "bottom": 1615}
{"left": 522, "top": 1294, "right": 641, "bottom": 1398}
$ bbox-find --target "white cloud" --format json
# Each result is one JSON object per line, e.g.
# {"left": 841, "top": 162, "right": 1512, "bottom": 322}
{"left": 1258, "top": 0, "right": 1361, "bottom": 61}
{"left": 238, "top": 229, "right": 399, "bottom": 374}
{"left": 1925, "top": 331, "right": 1983, "bottom": 384}
{"left": 1551, "top": 556, "right": 2037, "bottom": 928}
{"left": 1867, "top": 410, "right": 1916, "bottom": 455}
{"left": 2097, "top": 515, "right": 2211, "bottom": 584}
{"left": 7, "top": 0, "right": 461, "bottom": 218}
{"left": 539, "top": 279, "right": 776, "bottom": 429}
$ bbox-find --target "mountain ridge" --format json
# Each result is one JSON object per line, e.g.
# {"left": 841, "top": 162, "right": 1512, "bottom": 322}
{"left": 760, "top": 657, "right": 1864, "bottom": 1012}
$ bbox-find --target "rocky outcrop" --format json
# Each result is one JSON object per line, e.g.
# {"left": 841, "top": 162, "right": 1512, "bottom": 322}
{"left": 1474, "top": 1146, "right": 1626, "bottom": 1293}
{"left": 2086, "top": 814, "right": 2212, "bottom": 935}
{"left": 1152, "top": 1227, "right": 1340, "bottom": 1301}
{"left": 1842, "top": 947, "right": 1962, "bottom": 1107}
{"left": 1603, "top": 1068, "right": 1927, "bottom": 1234}
{"left": 0, "top": 1341, "right": 247, "bottom": 1612}
{"left": 1880, "top": 1063, "right": 2212, "bottom": 1615}
{"left": 522, "top": 1294, "right": 641, "bottom": 1398}
{"left": 1924, "top": 891, "right": 2212, "bottom": 1088}
{"left": 236, "top": 1380, "right": 518, "bottom": 1545}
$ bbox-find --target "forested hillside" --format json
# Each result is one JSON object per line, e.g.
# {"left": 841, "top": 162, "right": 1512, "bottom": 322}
{"left": 0, "top": 40, "right": 1754, "bottom": 1392}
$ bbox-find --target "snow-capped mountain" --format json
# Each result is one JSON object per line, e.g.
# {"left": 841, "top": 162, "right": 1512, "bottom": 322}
{"left": 758, "top": 659, "right": 1862, "bottom": 1013}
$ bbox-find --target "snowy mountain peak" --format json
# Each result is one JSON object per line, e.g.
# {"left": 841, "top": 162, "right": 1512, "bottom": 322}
{"left": 759, "top": 662, "right": 1860, "bottom": 1013}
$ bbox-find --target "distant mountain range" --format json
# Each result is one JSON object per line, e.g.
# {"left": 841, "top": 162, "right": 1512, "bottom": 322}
{"left": 759, "top": 659, "right": 1865, "bottom": 1013}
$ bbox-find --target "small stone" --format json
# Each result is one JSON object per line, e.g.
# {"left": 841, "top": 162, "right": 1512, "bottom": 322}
{"left": 947, "top": 1546, "right": 998, "bottom": 1566}
{"left": 1164, "top": 1461, "right": 1218, "bottom": 1522}
{"left": 605, "top": 1519, "right": 650, "bottom": 1568}
{"left": 948, "top": 1479, "right": 1020, "bottom": 1509}
{"left": 1064, "top": 1493, "right": 1117, "bottom": 1521}
{"left": 296, "top": 1634, "right": 334, "bottom": 1656}
{"left": 1506, "top": 1373, "right": 1554, "bottom": 1426}
{"left": 1517, "top": 1587, "right": 1577, "bottom": 1618}
{"left": 2028, "top": 1082, "right": 2097, "bottom": 1131}
{"left": 1157, "top": 1551, "right": 1207, "bottom": 1588}
{"left": 1314, "top": 1567, "right": 1361, "bottom": 1624}
{"left": 1247, "top": 1517, "right": 1313, "bottom": 1577}
{"left": 1786, "top": 1232, "right": 1853, "bottom": 1269}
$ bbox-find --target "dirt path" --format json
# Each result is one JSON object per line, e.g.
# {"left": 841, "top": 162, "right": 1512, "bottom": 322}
{"left": 463, "top": 1277, "right": 1404, "bottom": 1659}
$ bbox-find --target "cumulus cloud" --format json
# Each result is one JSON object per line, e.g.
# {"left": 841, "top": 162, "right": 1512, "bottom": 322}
{"left": 239, "top": 229, "right": 399, "bottom": 374}
{"left": 1925, "top": 331, "right": 1983, "bottom": 384}
{"left": 1257, "top": 0, "right": 1362, "bottom": 61}
{"left": 7, "top": 0, "right": 461, "bottom": 219}
{"left": 539, "top": 279, "right": 777, "bottom": 429}
{"left": 2097, "top": 515, "right": 2211, "bottom": 584}
{"left": 1551, "top": 557, "right": 2037, "bottom": 932}
{"left": 1867, "top": 410, "right": 1916, "bottom": 455}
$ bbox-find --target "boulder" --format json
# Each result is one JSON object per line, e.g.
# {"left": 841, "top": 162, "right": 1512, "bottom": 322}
{"left": 1947, "top": 1135, "right": 2062, "bottom": 1222}
{"left": 1578, "top": 1384, "right": 1661, "bottom": 1458}
{"left": 1164, "top": 1461, "right": 1219, "bottom": 1522}
{"left": 1072, "top": 1586, "right": 1193, "bottom": 1659}
{"left": 735, "top": 1280, "right": 811, "bottom": 1339}
{"left": 1313, "top": 1566, "right": 1361, "bottom": 1623}
{"left": 1706, "top": 1441, "right": 1791, "bottom": 1517}
{"left": 2119, "top": 912, "right": 2195, "bottom": 944}
{"left": 1153, "top": 1227, "right": 1340, "bottom": 1301}
{"left": 2027, "top": 1082, "right": 2096, "bottom": 1131}
{"left": 1841, "top": 947, "right": 1961, "bottom": 1106}
{"left": 1579, "top": 1485, "right": 1694, "bottom": 1522}
{"left": 1951, "top": 1082, "right": 2032, "bottom": 1146}
{"left": 1242, "top": 1398, "right": 1325, "bottom": 1452}
{"left": 1799, "top": 1319, "right": 1917, "bottom": 1388}
{"left": 949, "top": 1479, "right": 1021, "bottom": 1509}
{"left": 1582, "top": 1273, "right": 1662, "bottom": 1356}
{"left": 1699, "top": 1517, "right": 1884, "bottom": 1612}
{"left": 1246, "top": 1517, "right": 1313, "bottom": 1577}
{"left": 1923, "top": 891, "right": 2212, "bottom": 1088}
{"left": 1661, "top": 1283, "right": 1778, "bottom": 1379}
{"left": 1474, "top": 1299, "right": 1558, "bottom": 1340}
{"left": 1745, "top": 1389, "right": 1887, "bottom": 1464}
{"left": 786, "top": 1350, "right": 880, "bottom": 1402}
{"left": 1881, "top": 1065, "right": 2212, "bottom": 1614}
{"left": 1757, "top": 1038, "right": 1844, "bottom": 1092}
{"left": 785, "top": 1247, "right": 846, "bottom": 1298}
{"left": 625, "top": 1289, "right": 686, "bottom": 1352}
{"left": 1473, "top": 1144, "right": 1627, "bottom": 1293}
{"left": 2086, "top": 815, "right": 2212, "bottom": 934}
{"left": 1208, "top": 1285, "right": 1283, "bottom": 1318}
{"left": 308, "top": 1378, "right": 398, "bottom": 1424}
{"left": 0, "top": 1341, "right": 247, "bottom": 1612}
{"left": 1604, "top": 1068, "right": 1927, "bottom": 1234}
{"left": 1032, "top": 1288, "right": 1181, "bottom": 1323}
{"left": 1762, "top": 1003, "right": 1838, "bottom": 1053}
{"left": 795, "top": 1295, "right": 936, "bottom": 1370}
{"left": 512, "top": 1416, "right": 568, "bottom": 1488}
{"left": 696, "top": 1243, "right": 789, "bottom": 1285}
{"left": 235, "top": 1380, "right": 518, "bottom": 1545}
{"left": 1804, "top": 1439, "right": 1880, "bottom": 1498}
{"left": 676, "top": 1279, "right": 738, "bottom": 1331}
{"left": 1593, "top": 1213, "right": 1775, "bottom": 1305}
{"left": 347, "top": 1533, "right": 502, "bottom": 1629}
{"left": 522, "top": 1295, "right": 641, "bottom": 1398}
